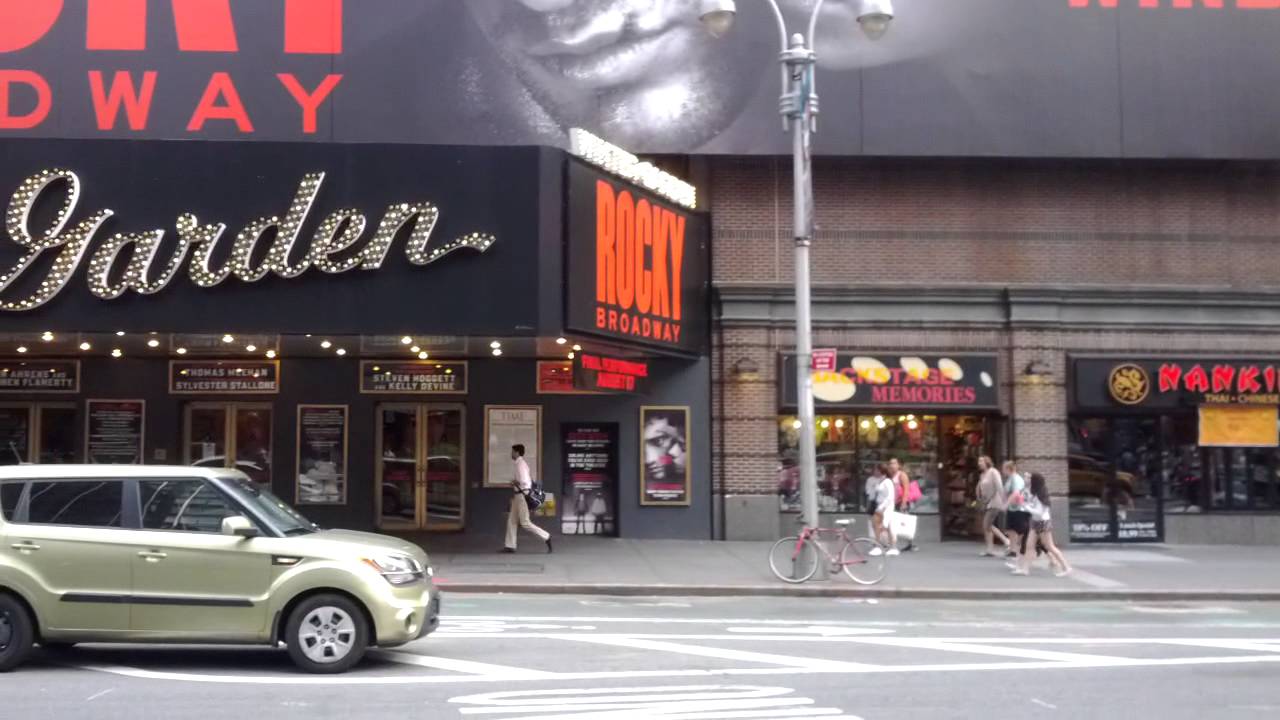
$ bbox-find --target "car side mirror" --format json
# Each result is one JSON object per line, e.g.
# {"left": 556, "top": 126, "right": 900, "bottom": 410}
{"left": 222, "top": 515, "right": 260, "bottom": 539}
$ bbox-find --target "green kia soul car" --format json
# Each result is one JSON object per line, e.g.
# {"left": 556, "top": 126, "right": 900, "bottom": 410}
{"left": 0, "top": 465, "right": 439, "bottom": 674}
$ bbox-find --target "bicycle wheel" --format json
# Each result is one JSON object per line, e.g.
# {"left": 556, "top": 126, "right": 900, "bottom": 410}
{"left": 840, "top": 537, "right": 888, "bottom": 585}
{"left": 768, "top": 536, "right": 819, "bottom": 584}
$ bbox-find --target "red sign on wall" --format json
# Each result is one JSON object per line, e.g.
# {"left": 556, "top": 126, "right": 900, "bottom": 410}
{"left": 573, "top": 352, "right": 650, "bottom": 394}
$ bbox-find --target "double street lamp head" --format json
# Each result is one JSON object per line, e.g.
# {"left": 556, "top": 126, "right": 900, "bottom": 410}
{"left": 698, "top": 0, "right": 895, "bottom": 41}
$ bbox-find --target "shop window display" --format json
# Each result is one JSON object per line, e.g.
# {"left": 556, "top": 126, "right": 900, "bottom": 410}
{"left": 777, "top": 414, "right": 940, "bottom": 514}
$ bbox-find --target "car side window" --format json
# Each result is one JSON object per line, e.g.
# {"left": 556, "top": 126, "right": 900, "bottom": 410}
{"left": 26, "top": 480, "right": 124, "bottom": 528}
{"left": 139, "top": 479, "right": 237, "bottom": 533}
{"left": 1, "top": 480, "right": 25, "bottom": 521}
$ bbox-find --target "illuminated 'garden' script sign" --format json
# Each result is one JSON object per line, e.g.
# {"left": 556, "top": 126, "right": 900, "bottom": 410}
{"left": 0, "top": 169, "right": 497, "bottom": 311}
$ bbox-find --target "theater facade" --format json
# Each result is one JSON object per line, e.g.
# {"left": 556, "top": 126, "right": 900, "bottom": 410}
{"left": 0, "top": 139, "right": 713, "bottom": 540}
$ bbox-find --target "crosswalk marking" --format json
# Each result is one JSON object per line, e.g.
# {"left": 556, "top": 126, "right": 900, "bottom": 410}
{"left": 371, "top": 650, "right": 556, "bottom": 677}
{"left": 552, "top": 634, "right": 873, "bottom": 671}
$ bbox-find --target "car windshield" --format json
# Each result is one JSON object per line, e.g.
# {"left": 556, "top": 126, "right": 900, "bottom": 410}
{"left": 222, "top": 474, "right": 317, "bottom": 535}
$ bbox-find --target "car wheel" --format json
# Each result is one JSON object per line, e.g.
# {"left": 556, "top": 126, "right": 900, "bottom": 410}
{"left": 0, "top": 594, "right": 35, "bottom": 672}
{"left": 285, "top": 594, "right": 368, "bottom": 674}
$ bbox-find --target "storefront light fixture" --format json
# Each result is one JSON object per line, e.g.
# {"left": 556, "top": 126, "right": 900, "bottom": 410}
{"left": 572, "top": 344, "right": 582, "bottom": 352}
{"left": 400, "top": 336, "right": 413, "bottom": 345}
{"left": 40, "top": 331, "right": 53, "bottom": 342}
{"left": 245, "top": 344, "right": 257, "bottom": 352}
{"left": 266, "top": 350, "right": 277, "bottom": 359}
{"left": 873, "top": 415, "right": 884, "bottom": 424}
{"left": 567, "top": 352, "right": 575, "bottom": 360}
{"left": 732, "top": 358, "right": 760, "bottom": 381}
{"left": 147, "top": 339, "right": 160, "bottom": 348}
{"left": 492, "top": 348, "right": 503, "bottom": 357}
{"left": 860, "top": 420, "right": 871, "bottom": 430}
{"left": 792, "top": 419, "right": 803, "bottom": 429}
{"left": 222, "top": 334, "right": 234, "bottom": 343}
{"left": 176, "top": 347, "right": 187, "bottom": 355}
{"left": 16, "top": 346, "right": 27, "bottom": 354}
{"left": 336, "top": 348, "right": 347, "bottom": 356}
{"left": 834, "top": 419, "right": 845, "bottom": 429}
{"left": 410, "top": 345, "right": 421, "bottom": 353}
{"left": 907, "top": 420, "right": 919, "bottom": 430}
{"left": 445, "top": 368, "right": 453, "bottom": 375}
{"left": 418, "top": 351, "right": 429, "bottom": 360}
{"left": 556, "top": 337, "right": 567, "bottom": 345}
{"left": 111, "top": 348, "right": 122, "bottom": 358}
{"left": 79, "top": 342, "right": 91, "bottom": 351}
{"left": 490, "top": 341, "right": 502, "bottom": 349}
{"left": 115, "top": 331, "right": 125, "bottom": 337}
{"left": 320, "top": 340, "right": 332, "bottom": 349}
{"left": 1024, "top": 360, "right": 1052, "bottom": 384}
{"left": 820, "top": 419, "right": 830, "bottom": 429}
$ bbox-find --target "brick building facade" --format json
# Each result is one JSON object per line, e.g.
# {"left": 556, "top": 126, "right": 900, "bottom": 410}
{"left": 708, "top": 157, "right": 1280, "bottom": 545}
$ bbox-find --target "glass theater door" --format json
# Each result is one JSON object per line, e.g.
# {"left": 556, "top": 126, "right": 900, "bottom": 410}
{"left": 376, "top": 404, "right": 465, "bottom": 531}
{"left": 183, "top": 403, "right": 273, "bottom": 486}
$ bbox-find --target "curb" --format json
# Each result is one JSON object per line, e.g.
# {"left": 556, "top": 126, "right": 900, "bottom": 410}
{"left": 435, "top": 583, "right": 1280, "bottom": 602}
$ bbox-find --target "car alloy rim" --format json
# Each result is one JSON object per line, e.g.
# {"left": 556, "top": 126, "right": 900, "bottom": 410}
{"left": 299, "top": 606, "right": 356, "bottom": 664}
{"left": 0, "top": 611, "right": 11, "bottom": 651}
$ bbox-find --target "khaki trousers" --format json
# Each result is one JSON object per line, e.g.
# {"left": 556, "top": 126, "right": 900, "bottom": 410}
{"left": 506, "top": 493, "right": 549, "bottom": 549}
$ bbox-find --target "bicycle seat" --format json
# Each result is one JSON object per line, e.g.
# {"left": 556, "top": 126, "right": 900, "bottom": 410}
{"left": 835, "top": 519, "right": 854, "bottom": 526}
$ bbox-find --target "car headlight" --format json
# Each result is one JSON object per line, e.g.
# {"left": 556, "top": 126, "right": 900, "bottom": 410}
{"left": 362, "top": 554, "right": 424, "bottom": 586}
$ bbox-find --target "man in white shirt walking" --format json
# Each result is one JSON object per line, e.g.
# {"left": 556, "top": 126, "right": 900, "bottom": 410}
{"left": 502, "top": 444, "right": 552, "bottom": 554}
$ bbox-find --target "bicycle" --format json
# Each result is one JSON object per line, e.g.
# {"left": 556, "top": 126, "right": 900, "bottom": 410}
{"left": 768, "top": 518, "right": 888, "bottom": 585}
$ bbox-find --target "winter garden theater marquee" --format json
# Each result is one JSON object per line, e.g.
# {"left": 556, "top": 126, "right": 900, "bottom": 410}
{"left": 0, "top": 140, "right": 710, "bottom": 350}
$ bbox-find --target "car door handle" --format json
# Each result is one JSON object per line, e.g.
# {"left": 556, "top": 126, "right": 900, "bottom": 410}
{"left": 10, "top": 542, "right": 40, "bottom": 552}
{"left": 137, "top": 550, "right": 168, "bottom": 562}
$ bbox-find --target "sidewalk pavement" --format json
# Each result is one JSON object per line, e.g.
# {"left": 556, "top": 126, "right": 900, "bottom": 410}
{"left": 413, "top": 534, "right": 1280, "bottom": 601}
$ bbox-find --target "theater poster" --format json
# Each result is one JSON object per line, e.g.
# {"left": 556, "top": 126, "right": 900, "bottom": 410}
{"left": 561, "top": 423, "right": 618, "bottom": 536}
{"left": 640, "top": 406, "right": 690, "bottom": 506}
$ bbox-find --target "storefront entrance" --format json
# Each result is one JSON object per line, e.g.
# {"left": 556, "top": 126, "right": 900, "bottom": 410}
{"left": 0, "top": 403, "right": 76, "bottom": 465}
{"left": 183, "top": 402, "right": 273, "bottom": 486}
{"left": 376, "top": 404, "right": 465, "bottom": 531}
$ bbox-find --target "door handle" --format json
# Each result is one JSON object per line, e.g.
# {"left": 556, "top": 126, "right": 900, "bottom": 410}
{"left": 10, "top": 542, "right": 40, "bottom": 552}
{"left": 137, "top": 550, "right": 168, "bottom": 562}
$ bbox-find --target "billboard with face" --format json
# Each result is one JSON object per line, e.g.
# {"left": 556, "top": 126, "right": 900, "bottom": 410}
{"left": 1, "top": 0, "right": 1277, "bottom": 157}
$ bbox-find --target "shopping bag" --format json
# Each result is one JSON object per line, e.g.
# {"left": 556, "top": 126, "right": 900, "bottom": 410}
{"left": 891, "top": 512, "right": 918, "bottom": 541}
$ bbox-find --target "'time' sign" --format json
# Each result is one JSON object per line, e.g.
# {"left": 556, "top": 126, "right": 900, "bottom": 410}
{"left": 566, "top": 159, "right": 709, "bottom": 354}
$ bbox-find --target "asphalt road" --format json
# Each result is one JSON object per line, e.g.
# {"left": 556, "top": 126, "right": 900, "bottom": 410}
{"left": 9, "top": 595, "right": 1280, "bottom": 719}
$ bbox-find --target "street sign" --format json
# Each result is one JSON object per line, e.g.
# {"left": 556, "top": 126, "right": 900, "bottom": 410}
{"left": 811, "top": 349, "right": 838, "bottom": 372}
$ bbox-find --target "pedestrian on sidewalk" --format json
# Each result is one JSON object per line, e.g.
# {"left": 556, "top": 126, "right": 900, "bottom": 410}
{"left": 1014, "top": 473, "right": 1071, "bottom": 577}
{"left": 977, "top": 455, "right": 1011, "bottom": 556}
{"left": 501, "top": 444, "right": 552, "bottom": 554}
{"left": 889, "top": 457, "right": 919, "bottom": 552}
{"left": 869, "top": 463, "right": 899, "bottom": 557}
{"left": 1002, "top": 460, "right": 1030, "bottom": 568}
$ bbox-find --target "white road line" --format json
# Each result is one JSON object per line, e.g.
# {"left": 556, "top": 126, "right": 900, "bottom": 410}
{"left": 85, "top": 689, "right": 114, "bottom": 702}
{"left": 371, "top": 650, "right": 556, "bottom": 677}
{"left": 75, "top": 652, "right": 1280, "bottom": 686}
{"left": 550, "top": 634, "right": 872, "bottom": 671}
{"left": 442, "top": 615, "right": 1280, "bottom": 630}
{"left": 1031, "top": 698, "right": 1058, "bottom": 710}
{"left": 1155, "top": 639, "right": 1280, "bottom": 654}
{"left": 844, "top": 637, "right": 1132, "bottom": 664}
{"left": 1066, "top": 569, "right": 1127, "bottom": 589}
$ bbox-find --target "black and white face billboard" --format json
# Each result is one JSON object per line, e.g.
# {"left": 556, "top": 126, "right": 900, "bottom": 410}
{"left": 1, "top": 1, "right": 1276, "bottom": 158}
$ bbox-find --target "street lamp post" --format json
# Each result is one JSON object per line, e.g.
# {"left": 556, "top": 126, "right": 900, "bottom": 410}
{"left": 701, "top": 0, "right": 895, "bottom": 533}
